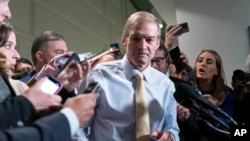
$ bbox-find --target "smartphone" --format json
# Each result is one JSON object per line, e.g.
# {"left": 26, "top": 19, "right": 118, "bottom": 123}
{"left": 56, "top": 52, "right": 80, "bottom": 75}
{"left": 83, "top": 82, "right": 100, "bottom": 93}
{"left": 176, "top": 22, "right": 189, "bottom": 35}
{"left": 168, "top": 46, "right": 186, "bottom": 73}
{"left": 169, "top": 22, "right": 189, "bottom": 35}
{"left": 40, "top": 75, "right": 63, "bottom": 95}
{"left": 54, "top": 56, "right": 71, "bottom": 66}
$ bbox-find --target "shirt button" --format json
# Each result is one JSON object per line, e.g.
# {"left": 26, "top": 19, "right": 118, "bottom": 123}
{"left": 17, "top": 121, "right": 24, "bottom": 127}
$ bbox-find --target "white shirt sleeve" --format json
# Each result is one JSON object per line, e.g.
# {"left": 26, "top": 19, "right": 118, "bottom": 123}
{"left": 60, "top": 107, "right": 80, "bottom": 136}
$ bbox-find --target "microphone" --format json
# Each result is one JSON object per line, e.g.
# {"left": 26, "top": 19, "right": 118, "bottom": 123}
{"left": 174, "top": 82, "right": 238, "bottom": 125}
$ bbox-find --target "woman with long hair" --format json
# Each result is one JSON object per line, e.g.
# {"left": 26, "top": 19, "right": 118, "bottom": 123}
{"left": 0, "top": 22, "right": 29, "bottom": 102}
{"left": 193, "top": 49, "right": 235, "bottom": 141}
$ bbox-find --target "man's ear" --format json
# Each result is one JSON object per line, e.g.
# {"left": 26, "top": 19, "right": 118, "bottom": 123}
{"left": 121, "top": 36, "right": 127, "bottom": 47}
{"left": 36, "top": 51, "right": 44, "bottom": 63}
{"left": 156, "top": 39, "right": 160, "bottom": 49}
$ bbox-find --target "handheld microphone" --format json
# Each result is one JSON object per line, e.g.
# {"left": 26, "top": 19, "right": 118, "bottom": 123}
{"left": 174, "top": 83, "right": 238, "bottom": 125}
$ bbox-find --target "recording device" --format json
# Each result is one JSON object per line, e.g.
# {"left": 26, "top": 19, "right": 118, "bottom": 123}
{"left": 174, "top": 83, "right": 238, "bottom": 125}
{"left": 54, "top": 52, "right": 81, "bottom": 76}
{"left": 168, "top": 46, "right": 186, "bottom": 73}
{"left": 168, "top": 22, "right": 189, "bottom": 35}
{"left": 234, "top": 70, "right": 250, "bottom": 84}
{"left": 54, "top": 46, "right": 120, "bottom": 71}
{"left": 83, "top": 82, "right": 100, "bottom": 93}
{"left": 40, "top": 75, "right": 63, "bottom": 95}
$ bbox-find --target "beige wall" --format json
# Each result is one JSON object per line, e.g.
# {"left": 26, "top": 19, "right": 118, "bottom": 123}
{"left": 9, "top": 0, "right": 138, "bottom": 61}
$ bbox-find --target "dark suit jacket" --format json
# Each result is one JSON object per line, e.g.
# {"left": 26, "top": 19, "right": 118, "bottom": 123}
{"left": 0, "top": 72, "right": 37, "bottom": 130}
{"left": 0, "top": 96, "right": 36, "bottom": 130}
{"left": 0, "top": 112, "right": 71, "bottom": 141}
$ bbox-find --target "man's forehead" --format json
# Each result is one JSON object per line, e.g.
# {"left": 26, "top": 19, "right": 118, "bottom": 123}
{"left": 129, "top": 31, "right": 157, "bottom": 38}
{"left": 0, "top": 0, "right": 9, "bottom": 2}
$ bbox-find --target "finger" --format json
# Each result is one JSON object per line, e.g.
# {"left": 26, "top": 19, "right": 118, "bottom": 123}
{"left": 151, "top": 130, "right": 163, "bottom": 139}
{"left": 92, "top": 93, "right": 100, "bottom": 99}
{"left": 50, "top": 95, "right": 62, "bottom": 104}
{"left": 75, "top": 63, "right": 83, "bottom": 78}
{"left": 151, "top": 130, "right": 160, "bottom": 138}
{"left": 166, "top": 25, "right": 174, "bottom": 32}
{"left": 82, "top": 60, "right": 92, "bottom": 76}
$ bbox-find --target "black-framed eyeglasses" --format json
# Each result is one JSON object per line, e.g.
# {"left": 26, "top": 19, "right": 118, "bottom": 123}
{"left": 151, "top": 57, "right": 165, "bottom": 65}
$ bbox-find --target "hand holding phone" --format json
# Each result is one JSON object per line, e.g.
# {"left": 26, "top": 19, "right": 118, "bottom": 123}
{"left": 168, "top": 46, "right": 186, "bottom": 73}
{"left": 55, "top": 52, "right": 81, "bottom": 76}
{"left": 83, "top": 82, "right": 100, "bottom": 93}
{"left": 168, "top": 22, "right": 189, "bottom": 35}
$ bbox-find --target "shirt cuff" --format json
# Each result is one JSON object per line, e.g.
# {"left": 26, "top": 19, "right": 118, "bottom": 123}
{"left": 60, "top": 107, "right": 80, "bottom": 136}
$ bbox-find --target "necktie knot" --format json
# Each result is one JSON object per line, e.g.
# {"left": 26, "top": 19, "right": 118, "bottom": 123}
{"left": 135, "top": 72, "right": 143, "bottom": 81}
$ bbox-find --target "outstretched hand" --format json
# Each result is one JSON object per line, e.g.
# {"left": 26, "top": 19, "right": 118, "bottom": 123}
{"left": 165, "top": 25, "right": 182, "bottom": 50}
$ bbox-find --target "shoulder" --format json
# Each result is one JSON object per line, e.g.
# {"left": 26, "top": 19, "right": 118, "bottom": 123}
{"left": 223, "top": 86, "right": 235, "bottom": 102}
{"left": 9, "top": 78, "right": 29, "bottom": 95}
{"left": 146, "top": 67, "right": 175, "bottom": 89}
{"left": 150, "top": 67, "right": 171, "bottom": 81}
{"left": 94, "top": 60, "right": 122, "bottom": 70}
{"left": 91, "top": 60, "right": 123, "bottom": 75}
{"left": 226, "top": 86, "right": 236, "bottom": 96}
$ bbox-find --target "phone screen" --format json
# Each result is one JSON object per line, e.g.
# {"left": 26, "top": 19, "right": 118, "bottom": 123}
{"left": 56, "top": 52, "right": 80, "bottom": 76}
{"left": 175, "top": 22, "right": 189, "bottom": 35}
{"left": 168, "top": 46, "right": 186, "bottom": 73}
{"left": 40, "top": 75, "right": 62, "bottom": 95}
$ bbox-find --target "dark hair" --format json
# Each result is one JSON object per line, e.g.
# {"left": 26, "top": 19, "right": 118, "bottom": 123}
{"left": 0, "top": 22, "right": 14, "bottom": 47}
{"left": 31, "top": 31, "right": 66, "bottom": 65}
{"left": 16, "top": 57, "right": 33, "bottom": 67}
{"left": 157, "top": 43, "right": 169, "bottom": 58}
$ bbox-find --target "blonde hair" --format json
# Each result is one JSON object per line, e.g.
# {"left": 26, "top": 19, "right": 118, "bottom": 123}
{"left": 122, "top": 11, "right": 161, "bottom": 38}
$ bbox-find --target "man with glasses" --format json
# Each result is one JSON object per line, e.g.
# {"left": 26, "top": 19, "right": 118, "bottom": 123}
{"left": 151, "top": 43, "right": 171, "bottom": 76}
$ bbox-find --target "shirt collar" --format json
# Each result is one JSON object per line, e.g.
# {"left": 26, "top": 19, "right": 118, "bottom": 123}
{"left": 122, "top": 55, "right": 151, "bottom": 82}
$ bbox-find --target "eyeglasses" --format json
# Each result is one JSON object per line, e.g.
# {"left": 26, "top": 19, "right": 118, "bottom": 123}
{"left": 151, "top": 57, "right": 165, "bottom": 65}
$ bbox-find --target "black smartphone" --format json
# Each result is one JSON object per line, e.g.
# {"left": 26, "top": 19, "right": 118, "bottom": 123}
{"left": 83, "top": 82, "right": 100, "bottom": 93}
{"left": 168, "top": 46, "right": 186, "bottom": 73}
{"left": 56, "top": 52, "right": 80, "bottom": 75}
{"left": 40, "top": 75, "right": 63, "bottom": 95}
{"left": 173, "top": 22, "right": 189, "bottom": 35}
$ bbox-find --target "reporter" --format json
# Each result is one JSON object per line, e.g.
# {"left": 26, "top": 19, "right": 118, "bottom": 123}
{"left": 0, "top": 22, "right": 29, "bottom": 98}
{"left": 0, "top": 75, "right": 62, "bottom": 129}
{"left": 193, "top": 49, "right": 235, "bottom": 141}
{"left": 0, "top": 81, "right": 99, "bottom": 141}
{"left": 23, "top": 30, "right": 69, "bottom": 86}
{"left": 0, "top": 1, "right": 100, "bottom": 141}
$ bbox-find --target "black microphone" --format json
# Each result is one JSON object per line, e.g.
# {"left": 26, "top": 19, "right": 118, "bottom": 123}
{"left": 174, "top": 82, "right": 238, "bottom": 125}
